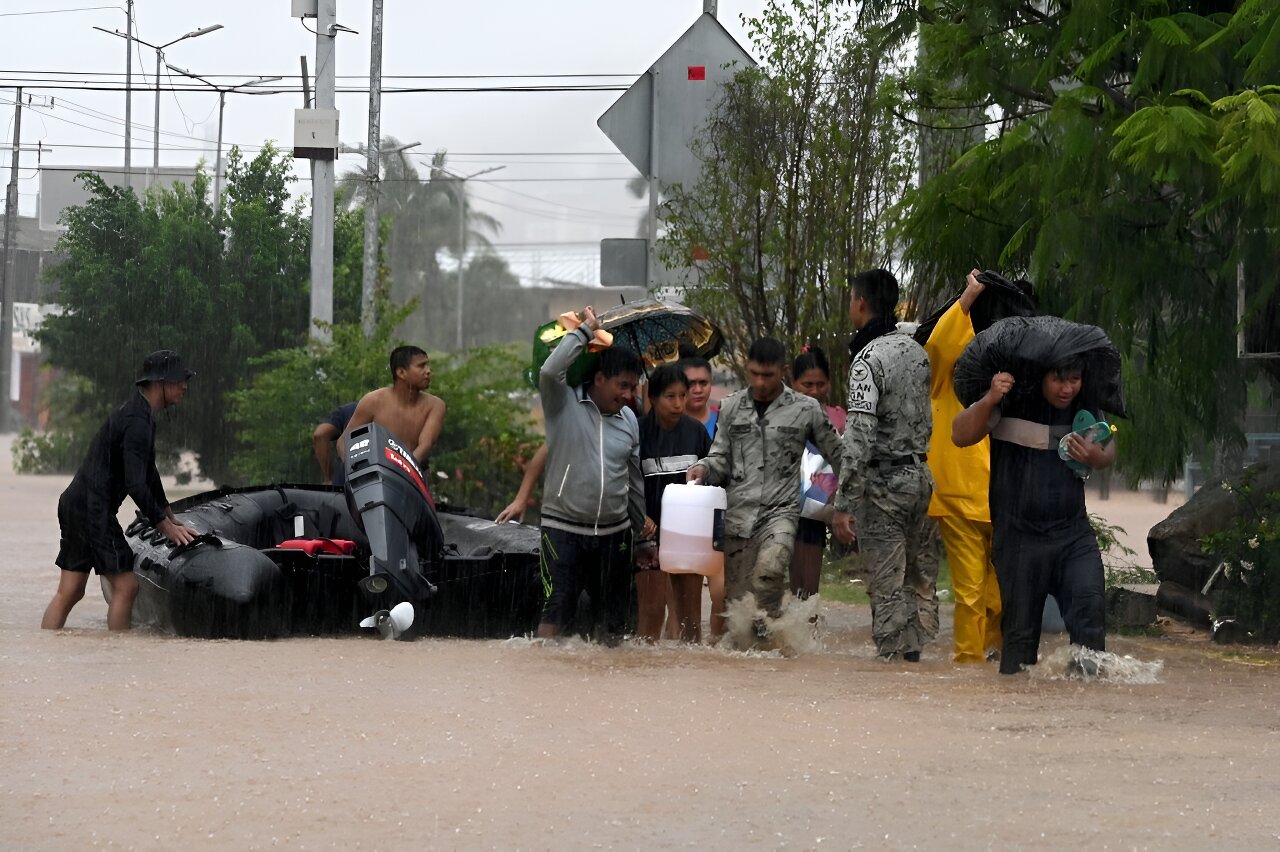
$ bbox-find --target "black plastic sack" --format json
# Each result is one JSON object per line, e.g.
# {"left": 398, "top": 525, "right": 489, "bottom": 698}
{"left": 953, "top": 315, "right": 1127, "bottom": 417}
{"left": 914, "top": 269, "right": 1039, "bottom": 346}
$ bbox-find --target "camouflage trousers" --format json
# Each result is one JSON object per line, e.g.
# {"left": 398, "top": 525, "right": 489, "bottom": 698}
{"left": 856, "top": 465, "right": 938, "bottom": 656}
{"left": 724, "top": 513, "right": 798, "bottom": 618}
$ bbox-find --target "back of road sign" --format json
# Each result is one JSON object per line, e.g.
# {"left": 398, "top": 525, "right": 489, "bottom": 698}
{"left": 597, "top": 13, "right": 756, "bottom": 192}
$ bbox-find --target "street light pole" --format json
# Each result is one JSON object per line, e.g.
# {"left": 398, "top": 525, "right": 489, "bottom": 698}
{"left": 215, "top": 90, "right": 226, "bottom": 211}
{"left": 167, "top": 66, "right": 280, "bottom": 215}
{"left": 449, "top": 165, "right": 504, "bottom": 351}
{"left": 95, "top": 23, "right": 223, "bottom": 184}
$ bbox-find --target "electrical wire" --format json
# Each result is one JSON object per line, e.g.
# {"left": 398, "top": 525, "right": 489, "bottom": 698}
{"left": 0, "top": 69, "right": 638, "bottom": 80}
{"left": 0, "top": 79, "right": 627, "bottom": 94}
{"left": 0, "top": 5, "right": 121, "bottom": 17}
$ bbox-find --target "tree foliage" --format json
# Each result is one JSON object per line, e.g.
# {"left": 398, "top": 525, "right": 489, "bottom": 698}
{"left": 426, "top": 344, "right": 541, "bottom": 518}
{"left": 37, "top": 143, "right": 314, "bottom": 483}
{"left": 226, "top": 301, "right": 416, "bottom": 483}
{"left": 227, "top": 306, "right": 539, "bottom": 519}
{"left": 864, "top": 0, "right": 1280, "bottom": 481}
{"left": 659, "top": 0, "right": 916, "bottom": 387}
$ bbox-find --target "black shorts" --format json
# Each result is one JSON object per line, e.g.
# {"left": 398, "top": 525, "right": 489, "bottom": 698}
{"left": 54, "top": 492, "right": 134, "bottom": 575}
{"left": 795, "top": 516, "right": 828, "bottom": 548}
{"left": 539, "top": 527, "right": 633, "bottom": 636}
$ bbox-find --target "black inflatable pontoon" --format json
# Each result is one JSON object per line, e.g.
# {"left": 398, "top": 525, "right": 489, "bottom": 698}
{"left": 119, "top": 422, "right": 543, "bottom": 639}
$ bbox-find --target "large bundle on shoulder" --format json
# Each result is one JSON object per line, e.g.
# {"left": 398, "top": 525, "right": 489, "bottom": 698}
{"left": 953, "top": 315, "right": 1127, "bottom": 417}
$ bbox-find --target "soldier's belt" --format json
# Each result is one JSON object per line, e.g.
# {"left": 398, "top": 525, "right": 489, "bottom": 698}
{"left": 869, "top": 452, "right": 927, "bottom": 470}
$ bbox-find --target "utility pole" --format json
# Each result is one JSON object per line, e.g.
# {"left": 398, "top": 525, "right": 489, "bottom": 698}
{"left": 124, "top": 0, "right": 133, "bottom": 180}
{"left": 215, "top": 91, "right": 227, "bottom": 213}
{"left": 704, "top": 0, "right": 718, "bottom": 15}
{"left": 310, "top": 0, "right": 338, "bottom": 342}
{"left": 153, "top": 47, "right": 161, "bottom": 177}
{"left": 361, "top": 0, "right": 384, "bottom": 337}
{"left": 647, "top": 68, "right": 659, "bottom": 291}
{"left": 0, "top": 89, "right": 22, "bottom": 432}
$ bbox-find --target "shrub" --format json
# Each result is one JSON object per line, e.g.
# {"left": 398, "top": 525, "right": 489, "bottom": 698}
{"left": 11, "top": 428, "right": 83, "bottom": 474}
{"left": 1202, "top": 475, "right": 1280, "bottom": 643}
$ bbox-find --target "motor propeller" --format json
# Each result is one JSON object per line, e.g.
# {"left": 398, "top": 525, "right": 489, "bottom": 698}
{"left": 359, "top": 601, "right": 415, "bottom": 640}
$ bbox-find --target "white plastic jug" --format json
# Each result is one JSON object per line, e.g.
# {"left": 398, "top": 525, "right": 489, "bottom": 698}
{"left": 658, "top": 483, "right": 727, "bottom": 575}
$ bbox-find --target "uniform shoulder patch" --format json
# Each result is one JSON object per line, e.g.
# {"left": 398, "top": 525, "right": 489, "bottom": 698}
{"left": 847, "top": 358, "right": 878, "bottom": 415}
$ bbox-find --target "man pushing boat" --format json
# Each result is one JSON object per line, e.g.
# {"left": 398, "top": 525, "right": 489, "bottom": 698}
{"left": 41, "top": 350, "right": 198, "bottom": 631}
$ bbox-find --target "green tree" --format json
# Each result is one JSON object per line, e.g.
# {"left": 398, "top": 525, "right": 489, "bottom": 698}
{"left": 36, "top": 145, "right": 311, "bottom": 483}
{"left": 227, "top": 308, "right": 539, "bottom": 519}
{"left": 222, "top": 143, "right": 311, "bottom": 352}
{"left": 863, "top": 0, "right": 1280, "bottom": 482}
{"left": 659, "top": 0, "right": 915, "bottom": 386}
{"left": 427, "top": 344, "right": 540, "bottom": 517}
{"left": 226, "top": 301, "right": 415, "bottom": 483}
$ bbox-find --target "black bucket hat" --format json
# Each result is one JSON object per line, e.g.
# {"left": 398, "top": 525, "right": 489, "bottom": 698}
{"left": 135, "top": 350, "right": 196, "bottom": 386}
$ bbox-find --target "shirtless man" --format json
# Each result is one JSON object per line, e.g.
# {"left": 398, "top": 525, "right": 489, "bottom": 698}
{"left": 345, "top": 345, "right": 447, "bottom": 467}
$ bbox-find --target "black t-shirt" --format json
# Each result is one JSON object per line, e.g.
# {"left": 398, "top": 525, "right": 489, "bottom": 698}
{"left": 61, "top": 391, "right": 168, "bottom": 524}
{"left": 639, "top": 411, "right": 712, "bottom": 536}
{"left": 989, "top": 398, "right": 1088, "bottom": 535}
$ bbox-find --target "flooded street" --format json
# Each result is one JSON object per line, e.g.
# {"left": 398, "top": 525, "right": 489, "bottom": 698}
{"left": 3, "top": 458, "right": 1278, "bottom": 849}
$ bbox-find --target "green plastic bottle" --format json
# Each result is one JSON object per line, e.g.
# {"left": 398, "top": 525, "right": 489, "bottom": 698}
{"left": 1058, "top": 410, "right": 1115, "bottom": 478}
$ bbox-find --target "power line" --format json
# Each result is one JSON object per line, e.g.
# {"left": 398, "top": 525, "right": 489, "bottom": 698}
{"left": 0, "top": 79, "right": 628, "bottom": 94}
{"left": 464, "top": 186, "right": 635, "bottom": 223}
{"left": 408, "top": 150, "right": 625, "bottom": 158}
{"left": 0, "top": 145, "right": 639, "bottom": 180}
{"left": 0, "top": 5, "right": 120, "bottom": 17}
{"left": 36, "top": 94, "right": 222, "bottom": 145}
{"left": 0, "top": 69, "right": 638, "bottom": 79}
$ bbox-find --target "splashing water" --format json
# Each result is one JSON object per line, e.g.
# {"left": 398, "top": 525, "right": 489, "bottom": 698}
{"left": 1030, "top": 644, "right": 1164, "bottom": 684}
{"left": 718, "top": 593, "right": 823, "bottom": 657}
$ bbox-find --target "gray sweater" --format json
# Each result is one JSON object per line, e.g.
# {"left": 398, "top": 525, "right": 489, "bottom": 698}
{"left": 539, "top": 327, "right": 644, "bottom": 537}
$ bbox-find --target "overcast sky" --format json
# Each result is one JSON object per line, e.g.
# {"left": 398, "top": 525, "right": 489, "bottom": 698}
{"left": 2, "top": 0, "right": 767, "bottom": 258}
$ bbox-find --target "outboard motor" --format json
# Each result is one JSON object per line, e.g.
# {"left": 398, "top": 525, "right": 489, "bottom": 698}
{"left": 343, "top": 422, "right": 443, "bottom": 636}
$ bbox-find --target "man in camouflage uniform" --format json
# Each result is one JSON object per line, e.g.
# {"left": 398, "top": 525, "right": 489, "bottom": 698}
{"left": 687, "top": 338, "right": 843, "bottom": 639}
{"left": 833, "top": 269, "right": 938, "bottom": 661}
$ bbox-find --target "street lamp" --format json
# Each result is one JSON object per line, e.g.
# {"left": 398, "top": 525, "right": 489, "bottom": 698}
{"left": 437, "top": 165, "right": 505, "bottom": 350}
{"left": 166, "top": 66, "right": 281, "bottom": 215}
{"left": 93, "top": 23, "right": 223, "bottom": 182}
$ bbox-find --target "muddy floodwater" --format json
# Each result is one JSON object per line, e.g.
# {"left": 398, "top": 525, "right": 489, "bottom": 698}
{"left": 3, "top": 458, "right": 1278, "bottom": 849}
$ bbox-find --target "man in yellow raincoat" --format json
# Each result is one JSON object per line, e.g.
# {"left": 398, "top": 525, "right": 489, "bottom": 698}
{"left": 924, "top": 270, "right": 1001, "bottom": 663}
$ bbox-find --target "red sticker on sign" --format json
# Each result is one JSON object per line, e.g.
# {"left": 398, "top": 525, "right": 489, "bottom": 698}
{"left": 688, "top": 66, "right": 706, "bottom": 81}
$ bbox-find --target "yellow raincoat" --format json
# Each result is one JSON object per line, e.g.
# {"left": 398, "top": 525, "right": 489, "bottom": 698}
{"left": 925, "top": 301, "right": 1001, "bottom": 662}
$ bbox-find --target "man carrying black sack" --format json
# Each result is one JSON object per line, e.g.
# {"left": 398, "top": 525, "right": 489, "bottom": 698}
{"left": 41, "top": 350, "right": 198, "bottom": 631}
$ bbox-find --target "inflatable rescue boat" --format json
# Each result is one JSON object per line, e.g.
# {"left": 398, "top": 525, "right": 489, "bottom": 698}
{"left": 119, "top": 422, "right": 543, "bottom": 639}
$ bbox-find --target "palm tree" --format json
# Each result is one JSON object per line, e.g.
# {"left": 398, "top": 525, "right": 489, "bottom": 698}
{"left": 335, "top": 135, "right": 421, "bottom": 220}
{"left": 417, "top": 150, "right": 502, "bottom": 259}
{"left": 343, "top": 148, "right": 501, "bottom": 348}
